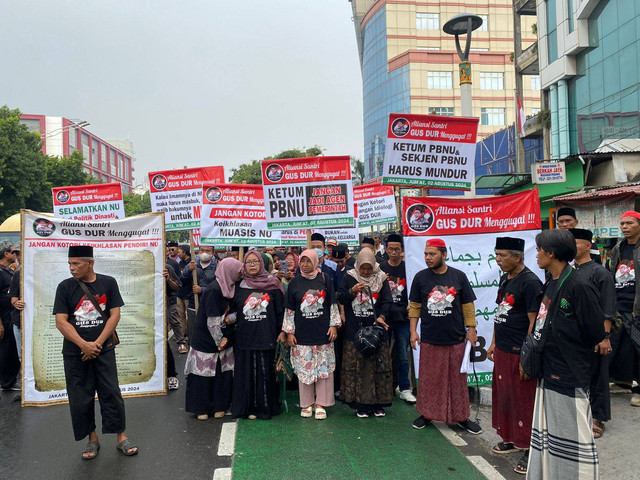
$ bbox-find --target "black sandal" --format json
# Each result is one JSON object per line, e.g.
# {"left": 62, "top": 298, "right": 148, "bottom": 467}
{"left": 82, "top": 441, "right": 100, "bottom": 460}
{"left": 492, "top": 442, "right": 518, "bottom": 454}
{"left": 117, "top": 439, "right": 139, "bottom": 456}
{"left": 514, "top": 451, "right": 529, "bottom": 475}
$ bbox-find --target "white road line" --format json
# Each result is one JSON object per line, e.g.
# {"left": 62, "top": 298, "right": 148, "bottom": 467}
{"left": 213, "top": 467, "right": 232, "bottom": 480}
{"left": 434, "top": 422, "right": 468, "bottom": 446}
{"left": 466, "top": 456, "right": 506, "bottom": 480}
{"left": 218, "top": 422, "right": 237, "bottom": 456}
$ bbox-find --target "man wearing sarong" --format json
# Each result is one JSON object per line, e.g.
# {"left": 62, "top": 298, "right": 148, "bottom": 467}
{"left": 487, "top": 237, "right": 542, "bottom": 474}
{"left": 571, "top": 228, "right": 616, "bottom": 439}
{"left": 609, "top": 210, "right": 640, "bottom": 407}
{"left": 54, "top": 245, "right": 138, "bottom": 460}
{"left": 409, "top": 238, "right": 482, "bottom": 434}
{"left": 527, "top": 230, "right": 604, "bottom": 479}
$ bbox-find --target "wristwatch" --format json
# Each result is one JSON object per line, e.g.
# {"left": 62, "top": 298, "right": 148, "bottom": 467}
{"left": 604, "top": 331, "right": 611, "bottom": 339}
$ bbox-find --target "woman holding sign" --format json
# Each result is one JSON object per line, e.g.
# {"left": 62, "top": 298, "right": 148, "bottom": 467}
{"left": 338, "top": 249, "right": 393, "bottom": 418}
{"left": 283, "top": 249, "right": 342, "bottom": 419}
{"left": 231, "top": 251, "right": 286, "bottom": 420}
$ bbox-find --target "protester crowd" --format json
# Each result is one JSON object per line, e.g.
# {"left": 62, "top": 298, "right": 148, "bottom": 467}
{"left": 2, "top": 207, "right": 640, "bottom": 478}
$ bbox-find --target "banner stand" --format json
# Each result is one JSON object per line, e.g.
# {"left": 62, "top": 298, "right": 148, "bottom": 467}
{"left": 306, "top": 230, "right": 312, "bottom": 249}
{"left": 189, "top": 230, "right": 199, "bottom": 312}
{"left": 239, "top": 247, "right": 245, "bottom": 262}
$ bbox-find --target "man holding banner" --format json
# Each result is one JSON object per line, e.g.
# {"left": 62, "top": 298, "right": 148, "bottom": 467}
{"left": 409, "top": 238, "right": 482, "bottom": 434}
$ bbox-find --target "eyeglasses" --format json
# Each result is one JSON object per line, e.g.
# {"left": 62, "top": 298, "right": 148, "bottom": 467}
{"left": 245, "top": 260, "right": 261, "bottom": 266}
{"left": 387, "top": 247, "right": 402, "bottom": 253}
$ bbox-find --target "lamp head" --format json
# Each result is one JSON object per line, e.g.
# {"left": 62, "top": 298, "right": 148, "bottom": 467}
{"left": 443, "top": 13, "right": 483, "bottom": 35}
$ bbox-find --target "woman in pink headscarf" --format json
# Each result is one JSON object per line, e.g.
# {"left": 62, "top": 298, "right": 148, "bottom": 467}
{"left": 231, "top": 250, "right": 286, "bottom": 420}
{"left": 185, "top": 257, "right": 243, "bottom": 421}
{"left": 282, "top": 249, "right": 341, "bottom": 419}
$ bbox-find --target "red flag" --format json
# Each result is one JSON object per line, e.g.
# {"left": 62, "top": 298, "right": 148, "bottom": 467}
{"left": 516, "top": 92, "right": 525, "bottom": 136}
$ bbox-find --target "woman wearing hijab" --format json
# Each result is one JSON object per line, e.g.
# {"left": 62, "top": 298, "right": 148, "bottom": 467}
{"left": 231, "top": 250, "right": 286, "bottom": 420}
{"left": 338, "top": 249, "right": 393, "bottom": 418}
{"left": 283, "top": 250, "right": 342, "bottom": 419}
{"left": 185, "top": 258, "right": 243, "bottom": 420}
{"left": 261, "top": 252, "right": 275, "bottom": 274}
{"left": 281, "top": 252, "right": 299, "bottom": 293}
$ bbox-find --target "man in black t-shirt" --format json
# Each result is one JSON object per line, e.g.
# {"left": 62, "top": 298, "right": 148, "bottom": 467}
{"left": 609, "top": 211, "right": 640, "bottom": 407}
{"left": 0, "top": 242, "right": 19, "bottom": 391}
{"left": 555, "top": 206, "right": 601, "bottom": 263}
{"left": 53, "top": 245, "right": 138, "bottom": 460}
{"left": 379, "top": 233, "right": 415, "bottom": 404}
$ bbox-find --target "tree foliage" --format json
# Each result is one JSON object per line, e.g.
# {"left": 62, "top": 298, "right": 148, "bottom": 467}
{"left": 228, "top": 145, "right": 325, "bottom": 184}
{"left": 351, "top": 156, "right": 365, "bottom": 186}
{"left": 123, "top": 191, "right": 152, "bottom": 217}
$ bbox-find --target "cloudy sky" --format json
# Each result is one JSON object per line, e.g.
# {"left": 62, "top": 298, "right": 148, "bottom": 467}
{"left": 1, "top": 0, "right": 363, "bottom": 185}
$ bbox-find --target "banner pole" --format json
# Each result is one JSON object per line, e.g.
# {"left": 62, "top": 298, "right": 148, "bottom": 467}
{"left": 395, "top": 187, "right": 402, "bottom": 232}
{"left": 190, "top": 230, "right": 199, "bottom": 312}
{"left": 239, "top": 247, "right": 245, "bottom": 262}
{"left": 306, "top": 230, "right": 312, "bottom": 249}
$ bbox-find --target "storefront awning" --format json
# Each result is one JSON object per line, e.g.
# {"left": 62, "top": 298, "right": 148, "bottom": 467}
{"left": 551, "top": 182, "right": 640, "bottom": 202}
{"left": 475, "top": 174, "right": 530, "bottom": 190}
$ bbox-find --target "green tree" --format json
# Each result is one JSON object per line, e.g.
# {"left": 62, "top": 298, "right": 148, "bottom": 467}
{"left": 351, "top": 156, "right": 365, "bottom": 185}
{"left": 45, "top": 151, "right": 94, "bottom": 189}
{"left": 228, "top": 145, "right": 325, "bottom": 184}
{"left": 123, "top": 191, "right": 151, "bottom": 217}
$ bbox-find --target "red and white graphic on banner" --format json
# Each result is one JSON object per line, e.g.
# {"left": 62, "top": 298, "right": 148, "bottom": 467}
{"left": 354, "top": 184, "right": 398, "bottom": 227}
{"left": 148, "top": 166, "right": 225, "bottom": 231}
{"left": 261, "top": 156, "right": 355, "bottom": 230}
{"left": 402, "top": 190, "right": 543, "bottom": 386}
{"left": 200, "top": 184, "right": 280, "bottom": 246}
{"left": 382, "top": 113, "right": 478, "bottom": 190}
{"left": 52, "top": 183, "right": 125, "bottom": 221}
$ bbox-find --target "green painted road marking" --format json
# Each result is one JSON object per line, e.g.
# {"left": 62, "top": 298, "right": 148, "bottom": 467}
{"left": 233, "top": 393, "right": 487, "bottom": 480}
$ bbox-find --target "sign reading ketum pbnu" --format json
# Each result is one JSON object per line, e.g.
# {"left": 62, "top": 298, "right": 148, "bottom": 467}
{"left": 149, "top": 166, "right": 225, "bottom": 231}
{"left": 262, "top": 156, "right": 355, "bottom": 229}
{"left": 52, "top": 183, "right": 125, "bottom": 221}
{"left": 200, "top": 183, "right": 281, "bottom": 246}
{"left": 382, "top": 113, "right": 479, "bottom": 190}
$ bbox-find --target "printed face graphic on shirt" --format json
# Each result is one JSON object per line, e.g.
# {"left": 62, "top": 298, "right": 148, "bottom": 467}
{"left": 388, "top": 275, "right": 405, "bottom": 303}
{"left": 243, "top": 292, "right": 269, "bottom": 321}
{"left": 73, "top": 294, "right": 107, "bottom": 328}
{"left": 351, "top": 291, "right": 375, "bottom": 317}
{"left": 494, "top": 293, "right": 515, "bottom": 324}
{"left": 533, "top": 297, "right": 551, "bottom": 339}
{"left": 300, "top": 289, "right": 325, "bottom": 318}
{"left": 615, "top": 260, "right": 635, "bottom": 288}
{"left": 426, "top": 286, "right": 456, "bottom": 317}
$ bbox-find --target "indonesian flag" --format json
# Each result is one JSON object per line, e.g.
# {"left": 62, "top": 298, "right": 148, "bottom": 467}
{"left": 516, "top": 91, "right": 525, "bottom": 136}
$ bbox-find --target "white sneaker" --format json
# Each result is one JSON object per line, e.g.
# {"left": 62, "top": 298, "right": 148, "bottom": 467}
{"left": 631, "top": 393, "right": 640, "bottom": 406}
{"left": 398, "top": 389, "right": 417, "bottom": 404}
{"left": 168, "top": 377, "right": 179, "bottom": 390}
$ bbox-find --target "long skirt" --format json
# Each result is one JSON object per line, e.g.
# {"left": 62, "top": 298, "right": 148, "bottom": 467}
{"left": 417, "top": 342, "right": 469, "bottom": 424}
{"left": 341, "top": 340, "right": 393, "bottom": 410}
{"left": 232, "top": 348, "right": 281, "bottom": 420}
{"left": 185, "top": 359, "right": 233, "bottom": 416}
{"left": 528, "top": 380, "right": 599, "bottom": 480}
{"left": 492, "top": 347, "right": 536, "bottom": 449}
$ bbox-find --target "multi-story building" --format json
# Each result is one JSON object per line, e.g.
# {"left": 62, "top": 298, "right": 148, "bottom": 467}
{"left": 19, "top": 114, "right": 135, "bottom": 192}
{"left": 349, "top": 0, "right": 541, "bottom": 181}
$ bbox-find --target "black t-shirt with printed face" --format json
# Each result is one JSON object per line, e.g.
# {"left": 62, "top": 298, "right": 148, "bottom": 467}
{"left": 233, "top": 286, "right": 284, "bottom": 351}
{"left": 339, "top": 274, "right": 393, "bottom": 343}
{"left": 286, "top": 274, "right": 334, "bottom": 346}
{"left": 409, "top": 266, "right": 476, "bottom": 345}
{"left": 615, "top": 243, "right": 636, "bottom": 312}
{"left": 494, "top": 267, "right": 543, "bottom": 354}
{"left": 52, "top": 274, "right": 124, "bottom": 356}
{"left": 379, "top": 260, "right": 408, "bottom": 323}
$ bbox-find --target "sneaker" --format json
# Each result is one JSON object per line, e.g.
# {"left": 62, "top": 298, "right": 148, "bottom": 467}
{"left": 631, "top": 393, "right": 640, "bottom": 406}
{"left": 373, "top": 408, "right": 386, "bottom": 417}
{"left": 178, "top": 344, "right": 188, "bottom": 354}
{"left": 458, "top": 419, "right": 483, "bottom": 435}
{"left": 356, "top": 410, "right": 370, "bottom": 418}
{"left": 168, "top": 377, "right": 179, "bottom": 390}
{"left": 398, "top": 389, "right": 417, "bottom": 404}
{"left": 412, "top": 416, "right": 432, "bottom": 430}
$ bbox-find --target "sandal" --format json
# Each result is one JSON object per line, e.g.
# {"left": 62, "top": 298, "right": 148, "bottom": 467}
{"left": 301, "top": 406, "right": 313, "bottom": 418}
{"left": 82, "top": 441, "right": 100, "bottom": 460}
{"left": 492, "top": 442, "right": 518, "bottom": 454}
{"left": 593, "top": 419, "right": 605, "bottom": 439}
{"left": 117, "top": 439, "right": 139, "bottom": 456}
{"left": 197, "top": 414, "right": 209, "bottom": 421}
{"left": 514, "top": 451, "right": 529, "bottom": 475}
{"left": 315, "top": 406, "right": 327, "bottom": 420}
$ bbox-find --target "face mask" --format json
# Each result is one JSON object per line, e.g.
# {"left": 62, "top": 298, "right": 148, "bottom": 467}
{"left": 199, "top": 253, "right": 213, "bottom": 262}
{"left": 313, "top": 248, "right": 324, "bottom": 260}
{"left": 325, "top": 249, "right": 329, "bottom": 255}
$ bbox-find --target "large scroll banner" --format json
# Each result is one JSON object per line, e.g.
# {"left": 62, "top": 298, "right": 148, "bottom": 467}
{"left": 53, "top": 183, "right": 125, "bottom": 221}
{"left": 354, "top": 184, "right": 398, "bottom": 227}
{"left": 262, "top": 156, "right": 355, "bottom": 229}
{"left": 149, "top": 166, "right": 225, "bottom": 231}
{"left": 556, "top": 192, "right": 635, "bottom": 238}
{"left": 403, "top": 190, "right": 543, "bottom": 385}
{"left": 200, "top": 184, "right": 281, "bottom": 246}
{"left": 21, "top": 211, "right": 166, "bottom": 406}
{"left": 382, "top": 113, "right": 479, "bottom": 190}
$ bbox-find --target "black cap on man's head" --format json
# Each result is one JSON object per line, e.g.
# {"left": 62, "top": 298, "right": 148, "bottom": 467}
{"left": 311, "top": 233, "right": 326, "bottom": 243}
{"left": 569, "top": 228, "right": 593, "bottom": 242}
{"left": 362, "top": 237, "right": 375, "bottom": 247}
{"left": 385, "top": 233, "right": 403, "bottom": 246}
{"left": 331, "top": 244, "right": 347, "bottom": 259}
{"left": 495, "top": 237, "right": 525, "bottom": 252}
{"left": 556, "top": 207, "right": 576, "bottom": 219}
{"left": 167, "top": 241, "right": 179, "bottom": 247}
{"left": 69, "top": 245, "right": 93, "bottom": 258}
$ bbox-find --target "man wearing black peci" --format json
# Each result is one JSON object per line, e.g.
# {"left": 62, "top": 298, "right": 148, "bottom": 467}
{"left": 53, "top": 245, "right": 138, "bottom": 460}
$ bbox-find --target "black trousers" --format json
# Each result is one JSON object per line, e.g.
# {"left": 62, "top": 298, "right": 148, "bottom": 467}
{"left": 63, "top": 348, "right": 126, "bottom": 441}
{"left": 610, "top": 312, "right": 640, "bottom": 394}
{"left": 0, "top": 319, "right": 20, "bottom": 389}
{"left": 589, "top": 352, "right": 611, "bottom": 421}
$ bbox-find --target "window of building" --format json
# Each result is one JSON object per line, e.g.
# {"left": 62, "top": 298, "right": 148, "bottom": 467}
{"left": 119, "top": 154, "right": 124, "bottom": 178}
{"left": 427, "top": 71, "right": 453, "bottom": 89}
{"left": 91, "top": 139, "right": 99, "bottom": 168}
{"left": 125, "top": 158, "right": 131, "bottom": 181}
{"left": 20, "top": 118, "right": 41, "bottom": 133}
{"left": 567, "top": 0, "right": 574, "bottom": 33}
{"left": 101, "top": 144, "right": 107, "bottom": 171}
{"left": 417, "top": 46, "right": 440, "bottom": 50}
{"left": 530, "top": 75, "right": 541, "bottom": 90}
{"left": 83, "top": 167, "right": 91, "bottom": 175}
{"left": 81, "top": 133, "right": 90, "bottom": 163}
{"left": 110, "top": 150, "right": 117, "bottom": 175}
{"left": 470, "top": 48, "right": 489, "bottom": 52}
{"left": 68, "top": 128, "right": 77, "bottom": 154}
{"left": 546, "top": 0, "right": 558, "bottom": 63}
{"left": 480, "top": 72, "right": 505, "bottom": 90}
{"left": 429, "top": 107, "right": 455, "bottom": 116}
{"left": 416, "top": 13, "right": 439, "bottom": 30}
{"left": 481, "top": 108, "right": 506, "bottom": 125}
{"left": 478, "top": 14, "right": 488, "bottom": 31}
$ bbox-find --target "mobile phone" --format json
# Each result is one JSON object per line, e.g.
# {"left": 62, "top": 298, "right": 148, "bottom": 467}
{"left": 280, "top": 260, "right": 288, "bottom": 273}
